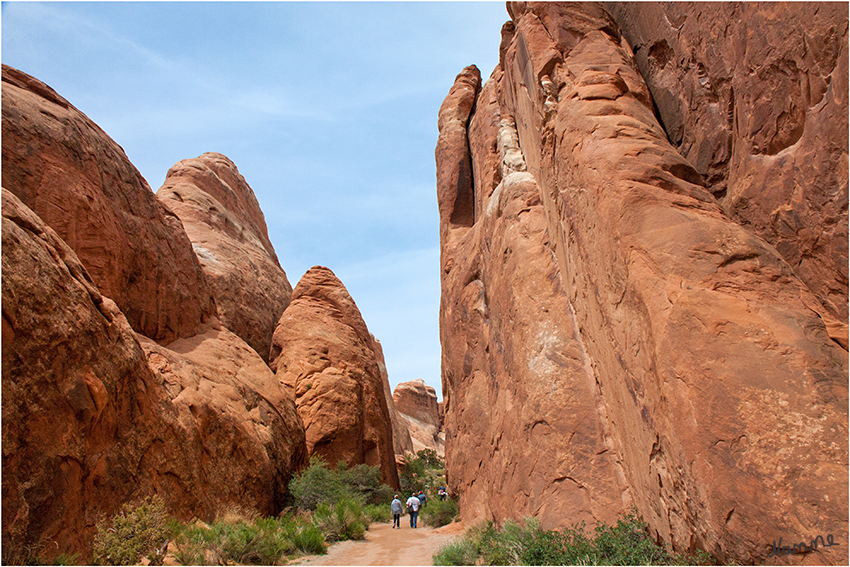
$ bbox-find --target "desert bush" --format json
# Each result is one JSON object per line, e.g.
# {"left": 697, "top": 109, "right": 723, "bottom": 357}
{"left": 291, "top": 524, "right": 327, "bottom": 555}
{"left": 289, "top": 456, "right": 349, "bottom": 510}
{"left": 433, "top": 538, "right": 479, "bottom": 566}
{"left": 92, "top": 496, "right": 171, "bottom": 566}
{"left": 312, "top": 498, "right": 367, "bottom": 542}
{"left": 421, "top": 497, "right": 459, "bottom": 528}
{"left": 431, "top": 510, "right": 713, "bottom": 566}
{"left": 364, "top": 503, "right": 393, "bottom": 523}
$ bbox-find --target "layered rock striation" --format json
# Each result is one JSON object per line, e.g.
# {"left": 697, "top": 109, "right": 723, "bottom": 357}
{"left": 437, "top": 2, "right": 848, "bottom": 564}
{"left": 270, "top": 266, "right": 401, "bottom": 488}
{"left": 157, "top": 153, "right": 293, "bottom": 363}
{"left": 1, "top": 65, "right": 215, "bottom": 343}
{"left": 393, "top": 379, "right": 445, "bottom": 457}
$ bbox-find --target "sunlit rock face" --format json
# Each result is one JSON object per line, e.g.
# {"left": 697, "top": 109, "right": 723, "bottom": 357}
{"left": 157, "top": 152, "right": 293, "bottom": 363}
{"left": 1, "top": 64, "right": 216, "bottom": 344}
{"left": 437, "top": 3, "right": 848, "bottom": 564}
{"left": 604, "top": 1, "right": 849, "bottom": 348}
{"left": 393, "top": 379, "right": 445, "bottom": 457}
{"left": 270, "top": 266, "right": 401, "bottom": 489}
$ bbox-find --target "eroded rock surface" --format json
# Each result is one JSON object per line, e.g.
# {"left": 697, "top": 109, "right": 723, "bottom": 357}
{"left": 270, "top": 266, "right": 400, "bottom": 488}
{"left": 1, "top": 65, "right": 215, "bottom": 343}
{"left": 157, "top": 153, "right": 293, "bottom": 362}
{"left": 1, "top": 188, "right": 309, "bottom": 562}
{"left": 438, "top": 2, "right": 848, "bottom": 564}
{"left": 604, "top": 2, "right": 849, "bottom": 346}
{"left": 393, "top": 379, "right": 445, "bottom": 457}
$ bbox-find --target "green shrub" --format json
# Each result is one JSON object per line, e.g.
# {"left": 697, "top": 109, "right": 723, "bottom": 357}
{"left": 312, "top": 498, "right": 367, "bottom": 542}
{"left": 431, "top": 510, "right": 713, "bottom": 566}
{"left": 92, "top": 496, "right": 171, "bottom": 566}
{"left": 292, "top": 524, "right": 327, "bottom": 555}
{"left": 208, "top": 518, "right": 293, "bottom": 565}
{"left": 433, "top": 538, "right": 479, "bottom": 566}
{"left": 289, "top": 456, "right": 349, "bottom": 510}
{"left": 422, "top": 497, "right": 459, "bottom": 528}
{"left": 364, "top": 503, "right": 393, "bottom": 523}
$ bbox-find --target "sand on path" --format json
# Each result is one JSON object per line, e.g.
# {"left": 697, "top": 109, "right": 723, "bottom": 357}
{"left": 293, "top": 521, "right": 464, "bottom": 566}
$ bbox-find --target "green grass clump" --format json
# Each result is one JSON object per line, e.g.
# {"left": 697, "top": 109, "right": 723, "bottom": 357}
{"left": 170, "top": 512, "right": 328, "bottom": 565}
{"left": 92, "top": 496, "right": 171, "bottom": 565}
{"left": 432, "top": 510, "right": 713, "bottom": 566}
{"left": 312, "top": 498, "right": 367, "bottom": 542}
{"left": 421, "top": 497, "right": 459, "bottom": 528}
{"left": 364, "top": 503, "right": 393, "bottom": 523}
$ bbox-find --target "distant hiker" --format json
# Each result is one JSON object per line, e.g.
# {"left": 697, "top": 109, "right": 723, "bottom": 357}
{"left": 406, "top": 493, "right": 421, "bottom": 528}
{"left": 391, "top": 494, "right": 403, "bottom": 529}
{"left": 438, "top": 486, "right": 447, "bottom": 501}
{"left": 418, "top": 490, "right": 427, "bottom": 508}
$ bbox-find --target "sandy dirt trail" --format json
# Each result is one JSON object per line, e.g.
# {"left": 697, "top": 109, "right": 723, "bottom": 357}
{"left": 293, "top": 522, "right": 463, "bottom": 566}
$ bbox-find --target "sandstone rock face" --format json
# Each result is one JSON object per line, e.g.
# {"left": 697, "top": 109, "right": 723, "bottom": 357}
{"left": 2, "top": 189, "right": 308, "bottom": 562}
{"left": 604, "top": 2, "right": 849, "bottom": 346}
{"left": 137, "top": 323, "right": 308, "bottom": 518}
{"left": 270, "top": 266, "right": 400, "bottom": 488}
{"left": 1, "top": 65, "right": 215, "bottom": 343}
{"left": 438, "top": 3, "right": 848, "bottom": 564}
{"left": 2, "top": 188, "right": 165, "bottom": 561}
{"left": 373, "top": 339, "right": 415, "bottom": 462}
{"left": 157, "top": 153, "right": 292, "bottom": 362}
{"left": 393, "top": 379, "right": 445, "bottom": 457}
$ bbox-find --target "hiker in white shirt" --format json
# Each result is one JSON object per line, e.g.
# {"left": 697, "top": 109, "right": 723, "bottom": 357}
{"left": 405, "top": 493, "right": 421, "bottom": 528}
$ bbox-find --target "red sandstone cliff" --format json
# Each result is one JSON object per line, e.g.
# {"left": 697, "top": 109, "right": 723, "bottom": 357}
{"left": 437, "top": 3, "right": 848, "bottom": 564}
{"left": 1, "top": 67, "right": 308, "bottom": 562}
{"left": 270, "top": 266, "right": 401, "bottom": 488}
{"left": 157, "top": 153, "right": 293, "bottom": 363}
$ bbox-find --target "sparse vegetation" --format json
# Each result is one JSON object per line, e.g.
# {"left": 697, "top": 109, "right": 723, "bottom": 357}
{"left": 421, "top": 497, "right": 459, "bottom": 528}
{"left": 432, "top": 510, "right": 713, "bottom": 566}
{"left": 92, "top": 496, "right": 171, "bottom": 566}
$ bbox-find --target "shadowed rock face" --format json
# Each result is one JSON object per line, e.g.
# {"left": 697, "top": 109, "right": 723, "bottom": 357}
{"left": 437, "top": 2, "right": 847, "bottom": 564}
{"left": 270, "top": 266, "right": 401, "bottom": 488}
{"left": 393, "top": 379, "right": 445, "bottom": 457}
{"left": 157, "top": 153, "right": 293, "bottom": 363}
{"left": 1, "top": 65, "right": 215, "bottom": 343}
{"left": 604, "top": 2, "right": 849, "bottom": 348}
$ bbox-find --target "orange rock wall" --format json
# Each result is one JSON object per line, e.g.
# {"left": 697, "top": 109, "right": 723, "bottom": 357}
{"left": 437, "top": 3, "right": 848, "bottom": 564}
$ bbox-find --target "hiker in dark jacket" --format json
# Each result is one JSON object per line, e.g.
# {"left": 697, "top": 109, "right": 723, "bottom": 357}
{"left": 417, "top": 490, "right": 427, "bottom": 509}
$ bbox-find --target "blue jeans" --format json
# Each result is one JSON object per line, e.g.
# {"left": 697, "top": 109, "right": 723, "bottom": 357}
{"left": 409, "top": 510, "right": 418, "bottom": 527}
{"left": 393, "top": 514, "right": 400, "bottom": 528}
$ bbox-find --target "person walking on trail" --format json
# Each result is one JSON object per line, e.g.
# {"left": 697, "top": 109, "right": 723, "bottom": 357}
{"left": 406, "top": 493, "right": 421, "bottom": 528}
{"left": 391, "top": 494, "right": 403, "bottom": 529}
{"left": 417, "top": 490, "right": 427, "bottom": 509}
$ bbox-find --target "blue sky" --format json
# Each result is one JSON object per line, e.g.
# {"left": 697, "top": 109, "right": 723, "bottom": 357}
{"left": 2, "top": 1, "right": 508, "bottom": 399}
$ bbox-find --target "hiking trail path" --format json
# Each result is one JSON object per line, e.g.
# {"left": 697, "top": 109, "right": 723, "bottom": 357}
{"left": 293, "top": 521, "right": 464, "bottom": 566}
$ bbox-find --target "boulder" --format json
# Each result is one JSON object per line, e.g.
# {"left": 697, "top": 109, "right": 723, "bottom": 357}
{"left": 604, "top": 2, "right": 849, "bottom": 345}
{"left": 1, "top": 65, "right": 215, "bottom": 343}
{"left": 270, "top": 266, "right": 400, "bottom": 488}
{"left": 157, "top": 153, "right": 293, "bottom": 362}
{"left": 437, "top": 2, "right": 848, "bottom": 564}
{"left": 137, "top": 323, "right": 308, "bottom": 519}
